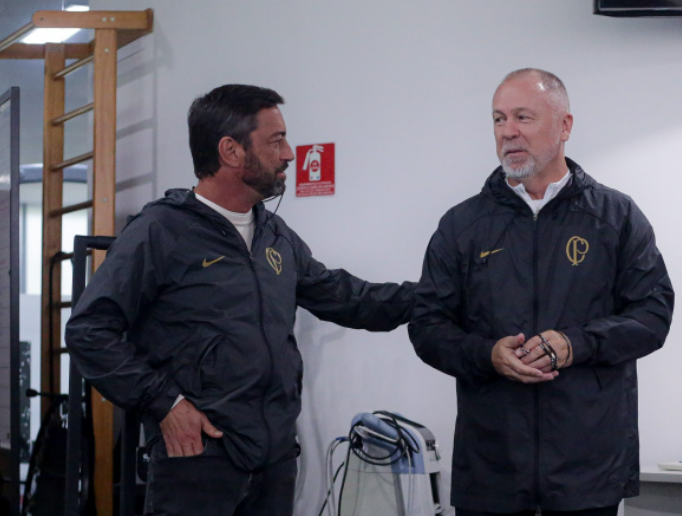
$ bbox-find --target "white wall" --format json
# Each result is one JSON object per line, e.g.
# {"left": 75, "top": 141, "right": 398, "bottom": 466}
{"left": 90, "top": 0, "right": 682, "bottom": 513}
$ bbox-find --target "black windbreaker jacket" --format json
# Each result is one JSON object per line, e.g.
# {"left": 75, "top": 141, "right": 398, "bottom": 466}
{"left": 409, "top": 159, "right": 674, "bottom": 512}
{"left": 66, "top": 189, "right": 414, "bottom": 470}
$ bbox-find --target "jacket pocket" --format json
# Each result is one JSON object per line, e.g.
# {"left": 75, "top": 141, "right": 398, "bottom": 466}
{"left": 196, "top": 340, "right": 221, "bottom": 392}
{"left": 198, "top": 333, "right": 271, "bottom": 397}
{"left": 286, "top": 334, "right": 304, "bottom": 397}
{"left": 591, "top": 363, "right": 622, "bottom": 391}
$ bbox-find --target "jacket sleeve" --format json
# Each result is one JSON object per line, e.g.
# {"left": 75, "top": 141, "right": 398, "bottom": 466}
{"left": 291, "top": 231, "right": 415, "bottom": 331}
{"left": 65, "top": 216, "right": 182, "bottom": 422}
{"left": 563, "top": 201, "right": 674, "bottom": 366}
{"left": 408, "top": 219, "right": 499, "bottom": 379}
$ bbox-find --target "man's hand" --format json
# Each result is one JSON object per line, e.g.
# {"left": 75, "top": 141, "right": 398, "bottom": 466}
{"left": 516, "top": 330, "right": 573, "bottom": 372}
{"left": 492, "top": 333, "right": 559, "bottom": 383}
{"left": 159, "top": 399, "right": 223, "bottom": 457}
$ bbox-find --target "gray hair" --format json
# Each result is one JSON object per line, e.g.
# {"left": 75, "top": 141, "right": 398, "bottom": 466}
{"left": 501, "top": 68, "right": 570, "bottom": 114}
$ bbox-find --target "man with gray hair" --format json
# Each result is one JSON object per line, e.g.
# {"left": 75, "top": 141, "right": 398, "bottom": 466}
{"left": 409, "top": 68, "right": 674, "bottom": 516}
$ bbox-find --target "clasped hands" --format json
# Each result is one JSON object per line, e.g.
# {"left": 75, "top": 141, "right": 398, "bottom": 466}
{"left": 492, "top": 331, "right": 573, "bottom": 384}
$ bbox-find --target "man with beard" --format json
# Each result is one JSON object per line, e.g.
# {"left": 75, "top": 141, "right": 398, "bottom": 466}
{"left": 409, "top": 68, "right": 674, "bottom": 516}
{"left": 66, "top": 84, "right": 414, "bottom": 516}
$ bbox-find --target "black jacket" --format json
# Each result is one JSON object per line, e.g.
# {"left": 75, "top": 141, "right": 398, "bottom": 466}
{"left": 66, "top": 189, "right": 414, "bottom": 470}
{"left": 408, "top": 159, "right": 674, "bottom": 512}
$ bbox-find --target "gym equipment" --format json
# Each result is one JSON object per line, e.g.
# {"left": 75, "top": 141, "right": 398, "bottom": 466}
{"left": 321, "top": 411, "right": 444, "bottom": 516}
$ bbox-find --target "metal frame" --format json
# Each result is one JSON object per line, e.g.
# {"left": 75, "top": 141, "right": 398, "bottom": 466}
{"left": 66, "top": 235, "right": 115, "bottom": 516}
{"left": 67, "top": 235, "right": 140, "bottom": 516}
{"left": 1, "top": 85, "right": 21, "bottom": 516}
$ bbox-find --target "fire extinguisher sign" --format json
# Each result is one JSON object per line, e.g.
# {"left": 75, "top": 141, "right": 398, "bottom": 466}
{"left": 295, "top": 143, "right": 335, "bottom": 197}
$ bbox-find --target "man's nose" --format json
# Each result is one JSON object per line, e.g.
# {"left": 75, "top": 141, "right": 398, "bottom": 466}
{"left": 501, "top": 120, "right": 520, "bottom": 139}
{"left": 281, "top": 140, "right": 295, "bottom": 161}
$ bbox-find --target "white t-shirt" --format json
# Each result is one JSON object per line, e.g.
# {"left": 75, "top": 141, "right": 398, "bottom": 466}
{"left": 194, "top": 192, "right": 254, "bottom": 251}
{"left": 506, "top": 170, "right": 571, "bottom": 215}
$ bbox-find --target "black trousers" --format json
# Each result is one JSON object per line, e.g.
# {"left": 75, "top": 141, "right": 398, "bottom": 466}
{"left": 144, "top": 438, "right": 297, "bottom": 516}
{"left": 456, "top": 505, "right": 619, "bottom": 516}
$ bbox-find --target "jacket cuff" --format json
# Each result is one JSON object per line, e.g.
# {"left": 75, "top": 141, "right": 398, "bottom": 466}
{"left": 475, "top": 336, "right": 499, "bottom": 376}
{"left": 562, "top": 327, "right": 591, "bottom": 366}
{"left": 145, "top": 382, "right": 182, "bottom": 422}
{"left": 400, "top": 281, "right": 418, "bottom": 325}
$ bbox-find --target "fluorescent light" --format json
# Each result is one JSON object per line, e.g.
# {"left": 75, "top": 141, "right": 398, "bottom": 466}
{"left": 21, "top": 5, "right": 90, "bottom": 45}
{"left": 21, "top": 28, "right": 81, "bottom": 44}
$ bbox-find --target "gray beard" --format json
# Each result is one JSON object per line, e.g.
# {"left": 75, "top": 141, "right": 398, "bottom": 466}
{"left": 502, "top": 158, "right": 536, "bottom": 179}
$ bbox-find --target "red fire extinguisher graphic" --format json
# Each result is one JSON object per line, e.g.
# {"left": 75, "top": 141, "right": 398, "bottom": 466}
{"left": 302, "top": 144, "right": 324, "bottom": 181}
{"left": 296, "top": 142, "right": 335, "bottom": 197}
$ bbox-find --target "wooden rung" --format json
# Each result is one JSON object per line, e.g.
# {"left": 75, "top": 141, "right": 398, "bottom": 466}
{"left": 0, "top": 42, "right": 92, "bottom": 60}
{"left": 53, "top": 55, "right": 94, "bottom": 79}
{"left": 56, "top": 347, "right": 70, "bottom": 355}
{"left": 51, "top": 150, "right": 93, "bottom": 171}
{"left": 0, "top": 20, "right": 35, "bottom": 53}
{"left": 52, "top": 102, "right": 94, "bottom": 125}
{"left": 34, "top": 10, "right": 152, "bottom": 30}
{"left": 0, "top": 43, "right": 45, "bottom": 59}
{"left": 49, "top": 200, "right": 93, "bottom": 218}
{"left": 56, "top": 301, "right": 73, "bottom": 309}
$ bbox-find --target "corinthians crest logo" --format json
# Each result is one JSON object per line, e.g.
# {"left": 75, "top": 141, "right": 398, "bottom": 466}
{"left": 266, "top": 248, "right": 283, "bottom": 275}
{"left": 566, "top": 236, "right": 589, "bottom": 266}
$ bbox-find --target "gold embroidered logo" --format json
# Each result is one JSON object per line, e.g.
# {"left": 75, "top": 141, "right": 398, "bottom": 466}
{"left": 566, "top": 236, "right": 589, "bottom": 266}
{"left": 266, "top": 248, "right": 282, "bottom": 275}
{"left": 202, "top": 256, "right": 225, "bottom": 268}
{"left": 480, "top": 248, "right": 504, "bottom": 259}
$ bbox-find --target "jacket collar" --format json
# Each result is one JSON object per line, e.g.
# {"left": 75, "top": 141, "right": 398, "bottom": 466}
{"left": 156, "top": 188, "right": 269, "bottom": 227}
{"left": 483, "top": 157, "right": 594, "bottom": 209}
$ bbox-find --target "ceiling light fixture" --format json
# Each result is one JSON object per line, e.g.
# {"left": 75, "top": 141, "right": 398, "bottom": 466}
{"left": 21, "top": 5, "right": 90, "bottom": 45}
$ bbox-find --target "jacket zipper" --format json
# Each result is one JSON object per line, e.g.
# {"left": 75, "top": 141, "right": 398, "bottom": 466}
{"left": 221, "top": 221, "right": 275, "bottom": 469}
{"left": 248, "top": 254, "right": 275, "bottom": 468}
{"left": 532, "top": 210, "right": 541, "bottom": 513}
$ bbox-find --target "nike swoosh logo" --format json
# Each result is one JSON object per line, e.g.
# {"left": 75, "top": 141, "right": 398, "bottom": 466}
{"left": 202, "top": 256, "right": 225, "bottom": 268}
{"left": 479, "top": 248, "right": 504, "bottom": 259}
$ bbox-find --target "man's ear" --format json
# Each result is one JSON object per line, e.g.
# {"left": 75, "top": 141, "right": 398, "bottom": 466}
{"left": 218, "top": 136, "right": 244, "bottom": 167}
{"left": 560, "top": 113, "right": 574, "bottom": 143}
